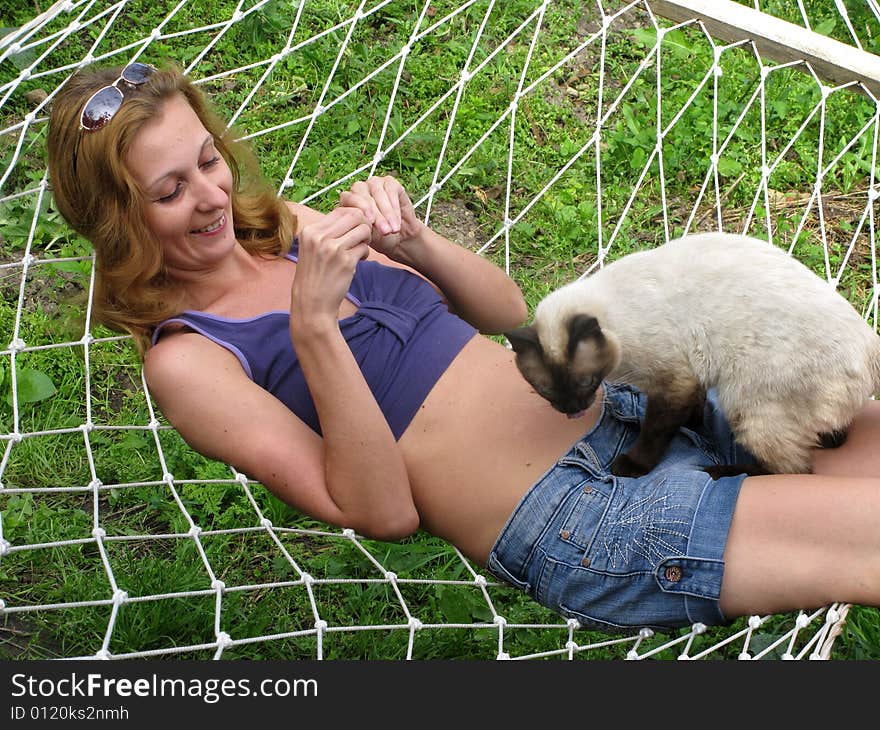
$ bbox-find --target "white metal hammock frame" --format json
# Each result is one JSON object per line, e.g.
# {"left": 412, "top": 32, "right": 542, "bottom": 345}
{"left": 0, "top": 0, "right": 878, "bottom": 660}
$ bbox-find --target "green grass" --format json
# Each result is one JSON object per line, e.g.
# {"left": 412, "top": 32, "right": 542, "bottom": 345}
{"left": 2, "top": 0, "right": 880, "bottom": 660}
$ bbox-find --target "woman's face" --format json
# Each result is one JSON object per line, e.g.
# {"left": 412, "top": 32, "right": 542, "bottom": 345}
{"left": 125, "top": 94, "right": 235, "bottom": 275}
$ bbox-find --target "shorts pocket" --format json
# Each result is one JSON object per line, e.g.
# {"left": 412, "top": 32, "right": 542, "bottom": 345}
{"left": 546, "top": 558, "right": 644, "bottom": 632}
{"left": 556, "top": 480, "right": 611, "bottom": 551}
{"left": 486, "top": 551, "right": 530, "bottom": 592}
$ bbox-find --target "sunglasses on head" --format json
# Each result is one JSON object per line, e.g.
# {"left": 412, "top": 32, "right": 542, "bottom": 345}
{"left": 72, "top": 62, "right": 155, "bottom": 172}
{"left": 79, "top": 62, "right": 155, "bottom": 131}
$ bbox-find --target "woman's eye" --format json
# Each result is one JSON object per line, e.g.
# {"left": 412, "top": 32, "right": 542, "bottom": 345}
{"left": 156, "top": 184, "right": 182, "bottom": 203}
{"left": 154, "top": 157, "right": 220, "bottom": 203}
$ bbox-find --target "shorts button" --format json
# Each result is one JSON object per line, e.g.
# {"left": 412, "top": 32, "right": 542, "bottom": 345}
{"left": 582, "top": 486, "right": 593, "bottom": 494}
{"left": 581, "top": 557, "right": 591, "bottom": 567}
{"left": 559, "top": 529, "right": 571, "bottom": 539}
{"left": 664, "top": 565, "right": 683, "bottom": 582}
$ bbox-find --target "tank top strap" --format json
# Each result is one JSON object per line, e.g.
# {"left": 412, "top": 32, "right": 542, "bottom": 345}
{"left": 150, "top": 314, "right": 255, "bottom": 379}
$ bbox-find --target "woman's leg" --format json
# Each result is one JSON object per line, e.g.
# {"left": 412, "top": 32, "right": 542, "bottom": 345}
{"left": 719, "top": 472, "right": 880, "bottom": 618}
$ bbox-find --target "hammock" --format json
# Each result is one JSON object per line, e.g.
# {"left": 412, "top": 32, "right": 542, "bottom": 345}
{"left": 1, "top": 0, "right": 877, "bottom": 660}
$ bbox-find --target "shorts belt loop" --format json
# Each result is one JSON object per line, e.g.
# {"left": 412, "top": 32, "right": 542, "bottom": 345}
{"left": 573, "top": 441, "right": 603, "bottom": 475}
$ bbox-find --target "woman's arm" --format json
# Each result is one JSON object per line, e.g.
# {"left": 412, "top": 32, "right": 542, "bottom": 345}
{"left": 338, "top": 177, "right": 529, "bottom": 334}
{"left": 288, "top": 205, "right": 420, "bottom": 537}
{"left": 144, "top": 331, "right": 418, "bottom": 541}
{"left": 145, "top": 206, "right": 420, "bottom": 539}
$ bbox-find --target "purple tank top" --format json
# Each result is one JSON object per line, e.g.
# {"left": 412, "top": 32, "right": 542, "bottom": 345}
{"left": 151, "top": 247, "right": 477, "bottom": 439}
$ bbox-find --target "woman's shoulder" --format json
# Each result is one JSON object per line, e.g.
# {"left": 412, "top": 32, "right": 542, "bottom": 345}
{"left": 144, "top": 328, "right": 246, "bottom": 392}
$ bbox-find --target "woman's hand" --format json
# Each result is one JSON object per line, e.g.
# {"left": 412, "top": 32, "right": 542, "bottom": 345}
{"left": 290, "top": 205, "right": 372, "bottom": 333}
{"left": 338, "top": 176, "right": 424, "bottom": 262}
{"left": 337, "top": 175, "right": 528, "bottom": 334}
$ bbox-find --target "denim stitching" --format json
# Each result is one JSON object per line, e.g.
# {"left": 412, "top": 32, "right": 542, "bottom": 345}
{"left": 601, "top": 482, "right": 690, "bottom": 570}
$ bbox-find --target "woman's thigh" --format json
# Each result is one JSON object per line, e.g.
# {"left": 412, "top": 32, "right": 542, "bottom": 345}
{"left": 719, "top": 472, "right": 880, "bottom": 619}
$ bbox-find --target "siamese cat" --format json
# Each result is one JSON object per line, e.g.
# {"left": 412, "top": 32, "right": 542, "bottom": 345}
{"left": 506, "top": 232, "right": 880, "bottom": 478}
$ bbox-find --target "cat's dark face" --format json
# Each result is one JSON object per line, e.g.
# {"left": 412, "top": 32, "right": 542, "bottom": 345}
{"left": 505, "top": 314, "right": 618, "bottom": 416}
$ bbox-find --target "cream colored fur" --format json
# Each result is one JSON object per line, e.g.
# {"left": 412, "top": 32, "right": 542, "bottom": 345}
{"left": 532, "top": 232, "right": 880, "bottom": 473}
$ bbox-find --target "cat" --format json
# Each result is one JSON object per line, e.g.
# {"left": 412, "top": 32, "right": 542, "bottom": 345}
{"left": 505, "top": 231, "right": 880, "bottom": 478}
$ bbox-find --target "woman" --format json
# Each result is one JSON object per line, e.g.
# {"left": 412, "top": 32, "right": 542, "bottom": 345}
{"left": 47, "top": 63, "right": 880, "bottom": 634}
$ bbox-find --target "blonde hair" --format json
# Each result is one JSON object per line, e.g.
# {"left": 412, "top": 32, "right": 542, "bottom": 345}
{"left": 47, "top": 64, "right": 297, "bottom": 355}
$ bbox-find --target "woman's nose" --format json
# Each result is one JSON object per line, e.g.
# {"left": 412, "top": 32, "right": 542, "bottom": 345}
{"left": 193, "top": 173, "right": 228, "bottom": 209}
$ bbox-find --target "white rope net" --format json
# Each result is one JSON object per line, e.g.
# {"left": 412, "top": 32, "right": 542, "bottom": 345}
{"left": 1, "top": 0, "right": 877, "bottom": 660}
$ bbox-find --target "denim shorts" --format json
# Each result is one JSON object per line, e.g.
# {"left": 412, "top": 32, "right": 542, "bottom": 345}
{"left": 487, "top": 381, "right": 756, "bottom": 633}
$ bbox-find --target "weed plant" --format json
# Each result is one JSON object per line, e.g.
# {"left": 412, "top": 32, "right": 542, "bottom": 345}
{"left": 1, "top": 0, "right": 878, "bottom": 659}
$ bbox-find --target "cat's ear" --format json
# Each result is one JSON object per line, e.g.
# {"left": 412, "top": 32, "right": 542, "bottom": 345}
{"left": 505, "top": 326, "right": 542, "bottom": 355}
{"left": 567, "top": 314, "right": 602, "bottom": 355}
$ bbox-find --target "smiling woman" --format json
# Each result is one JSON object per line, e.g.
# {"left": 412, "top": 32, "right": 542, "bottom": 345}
{"left": 46, "top": 65, "right": 298, "bottom": 355}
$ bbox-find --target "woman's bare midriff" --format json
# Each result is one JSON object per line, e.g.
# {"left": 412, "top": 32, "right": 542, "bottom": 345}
{"left": 398, "top": 334, "right": 604, "bottom": 565}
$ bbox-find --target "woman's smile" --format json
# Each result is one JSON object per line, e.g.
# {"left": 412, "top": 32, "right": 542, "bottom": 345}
{"left": 191, "top": 212, "right": 226, "bottom": 235}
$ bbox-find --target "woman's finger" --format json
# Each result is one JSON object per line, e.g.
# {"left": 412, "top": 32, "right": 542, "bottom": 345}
{"left": 316, "top": 206, "right": 369, "bottom": 235}
{"left": 338, "top": 189, "right": 379, "bottom": 225}
{"left": 367, "top": 176, "right": 401, "bottom": 233}
{"left": 300, "top": 207, "right": 371, "bottom": 257}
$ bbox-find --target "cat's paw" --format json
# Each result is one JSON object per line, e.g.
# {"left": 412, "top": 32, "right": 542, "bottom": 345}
{"left": 702, "top": 464, "right": 730, "bottom": 480}
{"left": 818, "top": 429, "right": 848, "bottom": 449}
{"left": 702, "top": 463, "right": 770, "bottom": 479}
{"left": 611, "top": 453, "right": 651, "bottom": 478}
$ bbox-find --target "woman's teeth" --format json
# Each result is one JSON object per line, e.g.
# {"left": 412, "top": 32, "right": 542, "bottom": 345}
{"left": 193, "top": 214, "right": 225, "bottom": 234}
